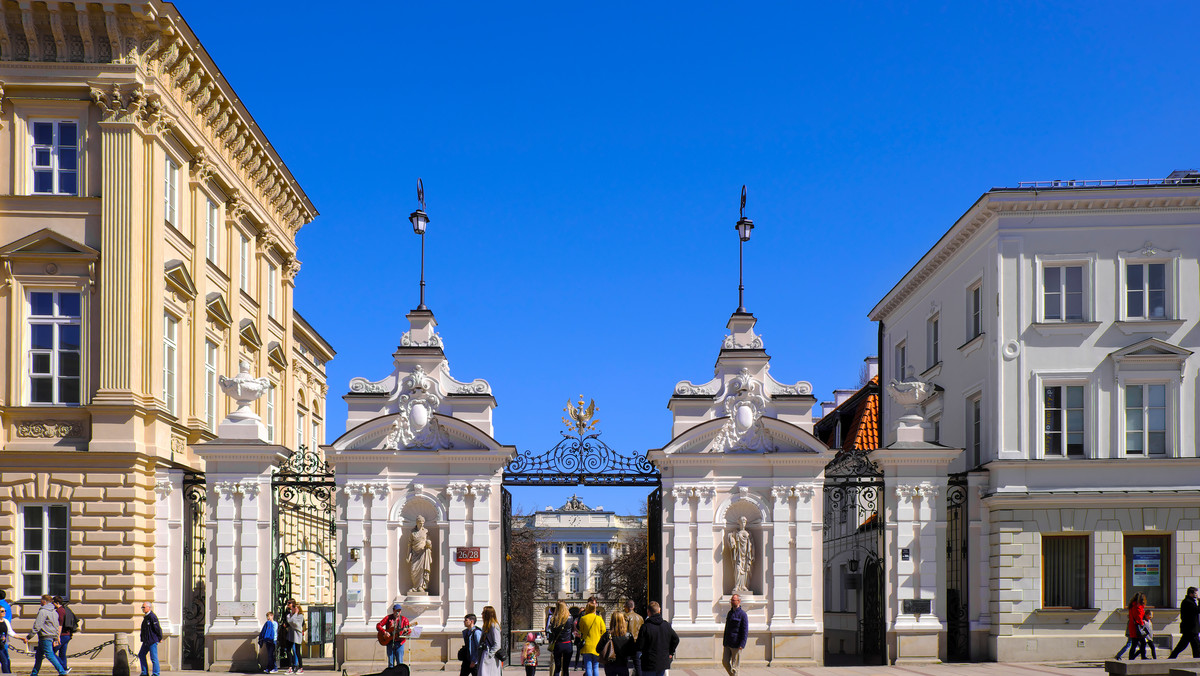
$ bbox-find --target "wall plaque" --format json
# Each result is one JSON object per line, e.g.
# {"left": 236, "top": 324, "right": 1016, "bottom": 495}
{"left": 902, "top": 599, "right": 932, "bottom": 615}
{"left": 216, "top": 601, "right": 255, "bottom": 617}
{"left": 455, "top": 547, "right": 481, "bottom": 563}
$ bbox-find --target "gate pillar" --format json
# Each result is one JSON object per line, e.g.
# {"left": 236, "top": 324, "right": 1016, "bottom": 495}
{"left": 875, "top": 379, "right": 960, "bottom": 665}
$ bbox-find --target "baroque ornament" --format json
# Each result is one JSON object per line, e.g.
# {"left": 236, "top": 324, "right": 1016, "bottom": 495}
{"left": 400, "top": 329, "right": 443, "bottom": 348}
{"left": 16, "top": 421, "right": 84, "bottom": 438}
{"left": 712, "top": 369, "right": 777, "bottom": 453}
{"left": 218, "top": 360, "right": 273, "bottom": 422}
{"left": 383, "top": 366, "right": 452, "bottom": 451}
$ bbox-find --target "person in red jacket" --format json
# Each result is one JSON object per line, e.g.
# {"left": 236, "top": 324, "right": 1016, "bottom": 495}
{"left": 1116, "top": 593, "right": 1147, "bottom": 660}
{"left": 377, "top": 604, "right": 413, "bottom": 668}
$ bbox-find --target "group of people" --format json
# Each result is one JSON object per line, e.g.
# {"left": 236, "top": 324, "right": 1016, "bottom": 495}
{"left": 1116, "top": 587, "right": 1200, "bottom": 661}
{"left": 255, "top": 599, "right": 309, "bottom": 674}
{"left": 0, "top": 594, "right": 80, "bottom": 676}
{"left": 515, "top": 598, "right": 680, "bottom": 676}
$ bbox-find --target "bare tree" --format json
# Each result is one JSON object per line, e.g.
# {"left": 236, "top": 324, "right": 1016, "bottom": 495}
{"left": 594, "top": 529, "right": 649, "bottom": 614}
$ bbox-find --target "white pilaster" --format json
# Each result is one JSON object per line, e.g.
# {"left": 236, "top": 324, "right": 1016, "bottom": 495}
{"left": 694, "top": 486, "right": 716, "bottom": 622}
{"left": 669, "top": 486, "right": 694, "bottom": 622}
{"left": 470, "top": 481, "right": 493, "bottom": 607}
{"left": 447, "top": 482, "right": 471, "bottom": 619}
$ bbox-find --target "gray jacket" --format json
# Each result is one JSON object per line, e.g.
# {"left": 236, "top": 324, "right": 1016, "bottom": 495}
{"left": 32, "top": 604, "right": 60, "bottom": 640}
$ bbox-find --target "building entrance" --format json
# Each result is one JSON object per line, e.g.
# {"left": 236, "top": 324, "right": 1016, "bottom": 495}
{"left": 500, "top": 400, "right": 661, "bottom": 657}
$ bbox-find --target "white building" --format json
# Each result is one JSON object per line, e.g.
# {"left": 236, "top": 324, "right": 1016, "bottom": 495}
{"left": 868, "top": 172, "right": 1200, "bottom": 661}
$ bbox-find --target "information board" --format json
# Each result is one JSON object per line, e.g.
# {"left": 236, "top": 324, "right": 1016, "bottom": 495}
{"left": 1132, "top": 546, "right": 1161, "bottom": 587}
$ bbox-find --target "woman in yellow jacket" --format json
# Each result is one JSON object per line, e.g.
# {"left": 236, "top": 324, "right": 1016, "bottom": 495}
{"left": 576, "top": 599, "right": 607, "bottom": 676}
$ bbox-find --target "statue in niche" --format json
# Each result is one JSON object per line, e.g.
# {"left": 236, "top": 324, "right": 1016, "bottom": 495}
{"left": 727, "top": 516, "right": 754, "bottom": 594}
{"left": 408, "top": 515, "right": 434, "bottom": 594}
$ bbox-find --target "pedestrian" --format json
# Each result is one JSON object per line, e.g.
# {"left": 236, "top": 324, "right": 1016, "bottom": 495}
{"left": 51, "top": 598, "right": 76, "bottom": 671}
{"left": 29, "top": 595, "right": 67, "bottom": 676}
{"left": 603, "top": 611, "right": 632, "bottom": 676}
{"left": 521, "top": 632, "right": 540, "bottom": 676}
{"left": 547, "top": 602, "right": 573, "bottom": 676}
{"left": 1116, "top": 593, "right": 1146, "bottom": 660}
{"left": 0, "top": 605, "right": 28, "bottom": 674}
{"left": 633, "top": 602, "right": 678, "bottom": 676}
{"left": 569, "top": 607, "right": 582, "bottom": 670}
{"left": 576, "top": 600, "right": 606, "bottom": 676}
{"left": 721, "top": 594, "right": 748, "bottom": 676}
{"left": 0, "top": 592, "right": 12, "bottom": 628}
{"left": 377, "top": 603, "right": 412, "bottom": 669}
{"left": 1170, "top": 586, "right": 1200, "bottom": 659}
{"left": 1132, "top": 610, "right": 1157, "bottom": 660}
{"left": 622, "top": 602, "right": 643, "bottom": 676}
{"left": 475, "top": 605, "right": 502, "bottom": 676}
{"left": 461, "top": 614, "right": 482, "bottom": 676}
{"left": 138, "top": 601, "right": 162, "bottom": 676}
{"left": 286, "top": 602, "right": 305, "bottom": 674}
{"left": 259, "top": 611, "right": 279, "bottom": 673}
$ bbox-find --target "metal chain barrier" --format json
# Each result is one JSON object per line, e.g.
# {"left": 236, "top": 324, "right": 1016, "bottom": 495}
{"left": 7, "top": 639, "right": 116, "bottom": 660}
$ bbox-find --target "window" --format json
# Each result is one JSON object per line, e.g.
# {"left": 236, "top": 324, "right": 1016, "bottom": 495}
{"left": 968, "top": 282, "right": 983, "bottom": 340}
{"left": 31, "top": 121, "right": 78, "bottom": 196}
{"left": 1125, "top": 384, "right": 1167, "bottom": 455}
{"left": 204, "top": 341, "right": 218, "bottom": 431}
{"left": 894, "top": 341, "right": 907, "bottom": 379}
{"left": 590, "top": 543, "right": 609, "bottom": 555}
{"left": 312, "top": 416, "right": 321, "bottom": 450}
{"left": 22, "top": 505, "right": 68, "bottom": 598}
{"left": 162, "top": 315, "right": 178, "bottom": 415}
{"left": 544, "top": 567, "right": 557, "bottom": 594}
{"left": 164, "top": 157, "right": 179, "bottom": 225}
{"left": 568, "top": 567, "right": 580, "bottom": 594}
{"left": 266, "top": 385, "right": 276, "bottom": 443}
{"left": 929, "top": 414, "right": 941, "bottom": 444}
{"left": 593, "top": 568, "right": 603, "bottom": 591}
{"left": 1126, "top": 262, "right": 1168, "bottom": 319}
{"left": 267, "top": 262, "right": 277, "bottom": 318}
{"left": 1125, "top": 535, "right": 1170, "bottom": 608}
{"left": 1043, "top": 385, "right": 1084, "bottom": 457}
{"left": 1043, "top": 535, "right": 1089, "bottom": 609}
{"left": 27, "top": 291, "right": 81, "bottom": 405}
{"left": 205, "top": 199, "right": 220, "bottom": 263}
{"left": 1042, "top": 265, "right": 1085, "bottom": 322}
{"left": 926, "top": 314, "right": 939, "bottom": 368}
{"left": 968, "top": 395, "right": 982, "bottom": 467}
{"left": 296, "top": 410, "right": 306, "bottom": 450}
{"left": 239, "top": 233, "right": 251, "bottom": 292}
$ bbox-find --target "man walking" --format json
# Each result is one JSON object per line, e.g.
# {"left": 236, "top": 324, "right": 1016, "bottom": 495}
{"left": 51, "top": 598, "right": 76, "bottom": 671}
{"left": 624, "top": 601, "right": 644, "bottom": 676}
{"left": 1170, "top": 586, "right": 1200, "bottom": 659}
{"left": 29, "top": 595, "right": 67, "bottom": 676}
{"left": 721, "top": 594, "right": 748, "bottom": 676}
{"left": 460, "top": 613, "right": 481, "bottom": 676}
{"left": 138, "top": 602, "right": 162, "bottom": 676}
{"left": 633, "top": 602, "right": 678, "bottom": 676}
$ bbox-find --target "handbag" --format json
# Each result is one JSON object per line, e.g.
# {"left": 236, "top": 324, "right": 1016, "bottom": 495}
{"left": 599, "top": 632, "right": 616, "bottom": 664}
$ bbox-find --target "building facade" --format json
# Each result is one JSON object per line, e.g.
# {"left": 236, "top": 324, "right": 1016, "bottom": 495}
{"left": 0, "top": 1, "right": 332, "bottom": 668}
{"left": 869, "top": 174, "right": 1200, "bottom": 661}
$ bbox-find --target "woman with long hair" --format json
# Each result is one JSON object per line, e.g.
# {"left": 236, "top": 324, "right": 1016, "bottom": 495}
{"left": 604, "top": 611, "right": 632, "bottom": 676}
{"left": 576, "top": 599, "right": 606, "bottom": 676}
{"left": 286, "top": 602, "right": 305, "bottom": 674}
{"left": 1116, "top": 593, "right": 1147, "bottom": 660}
{"left": 477, "top": 605, "right": 503, "bottom": 676}
{"left": 548, "top": 602, "right": 573, "bottom": 676}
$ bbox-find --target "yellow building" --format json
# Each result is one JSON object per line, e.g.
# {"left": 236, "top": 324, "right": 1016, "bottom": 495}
{"left": 0, "top": 1, "right": 334, "bottom": 668}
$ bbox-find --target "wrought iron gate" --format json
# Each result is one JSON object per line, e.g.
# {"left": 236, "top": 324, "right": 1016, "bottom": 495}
{"left": 822, "top": 448, "right": 886, "bottom": 665}
{"left": 945, "top": 474, "right": 970, "bottom": 661}
{"left": 646, "top": 486, "right": 663, "bottom": 609}
{"left": 181, "top": 473, "right": 207, "bottom": 669}
{"left": 271, "top": 448, "right": 337, "bottom": 662}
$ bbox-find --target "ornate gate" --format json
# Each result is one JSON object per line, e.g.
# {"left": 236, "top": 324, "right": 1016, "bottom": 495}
{"left": 822, "top": 448, "right": 886, "bottom": 665}
{"left": 271, "top": 448, "right": 337, "bottom": 663}
{"left": 945, "top": 474, "right": 970, "bottom": 661}
{"left": 181, "top": 473, "right": 207, "bottom": 669}
{"left": 501, "top": 399, "right": 661, "bottom": 658}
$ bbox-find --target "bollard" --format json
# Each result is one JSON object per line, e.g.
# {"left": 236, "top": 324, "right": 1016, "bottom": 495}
{"left": 112, "top": 633, "right": 133, "bottom": 676}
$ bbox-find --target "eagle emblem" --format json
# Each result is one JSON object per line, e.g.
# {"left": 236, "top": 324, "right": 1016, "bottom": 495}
{"left": 563, "top": 396, "right": 599, "bottom": 435}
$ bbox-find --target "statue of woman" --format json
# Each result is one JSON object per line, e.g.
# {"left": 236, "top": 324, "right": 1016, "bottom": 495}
{"left": 727, "top": 516, "right": 754, "bottom": 594}
{"left": 408, "top": 515, "right": 434, "bottom": 594}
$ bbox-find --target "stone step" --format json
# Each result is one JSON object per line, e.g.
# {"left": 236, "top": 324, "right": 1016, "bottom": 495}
{"left": 1105, "top": 658, "right": 1200, "bottom": 675}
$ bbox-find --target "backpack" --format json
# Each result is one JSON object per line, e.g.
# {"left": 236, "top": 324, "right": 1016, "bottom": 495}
{"left": 599, "top": 632, "right": 616, "bottom": 664}
{"left": 62, "top": 608, "right": 78, "bottom": 633}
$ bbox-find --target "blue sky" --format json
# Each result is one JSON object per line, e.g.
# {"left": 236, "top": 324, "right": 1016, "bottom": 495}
{"left": 180, "top": 2, "right": 1200, "bottom": 512}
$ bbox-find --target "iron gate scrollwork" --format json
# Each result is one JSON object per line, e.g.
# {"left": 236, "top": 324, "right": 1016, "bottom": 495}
{"left": 272, "top": 447, "right": 338, "bottom": 663}
{"left": 822, "top": 448, "right": 885, "bottom": 665}
{"left": 181, "top": 473, "right": 207, "bottom": 669}
{"left": 946, "top": 474, "right": 970, "bottom": 661}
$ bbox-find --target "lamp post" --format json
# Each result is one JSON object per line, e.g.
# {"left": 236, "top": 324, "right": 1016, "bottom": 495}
{"left": 734, "top": 184, "right": 755, "bottom": 314}
{"left": 409, "top": 178, "right": 430, "bottom": 311}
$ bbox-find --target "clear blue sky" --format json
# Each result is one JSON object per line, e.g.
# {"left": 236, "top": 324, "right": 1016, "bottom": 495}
{"left": 180, "top": 2, "right": 1200, "bottom": 512}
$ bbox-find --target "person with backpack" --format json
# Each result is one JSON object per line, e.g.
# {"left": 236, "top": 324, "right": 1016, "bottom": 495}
{"left": 51, "top": 598, "right": 76, "bottom": 671}
{"left": 460, "top": 613, "right": 482, "bottom": 676}
{"left": 601, "top": 611, "right": 632, "bottom": 676}
{"left": 576, "top": 600, "right": 606, "bottom": 676}
{"left": 258, "top": 611, "right": 279, "bottom": 673}
{"left": 521, "top": 632, "right": 540, "bottom": 676}
{"left": 547, "top": 602, "right": 574, "bottom": 676}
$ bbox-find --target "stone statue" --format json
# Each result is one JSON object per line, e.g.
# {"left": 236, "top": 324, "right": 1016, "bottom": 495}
{"left": 218, "top": 360, "right": 272, "bottom": 421}
{"left": 408, "top": 515, "right": 433, "bottom": 594}
{"left": 727, "top": 516, "right": 754, "bottom": 594}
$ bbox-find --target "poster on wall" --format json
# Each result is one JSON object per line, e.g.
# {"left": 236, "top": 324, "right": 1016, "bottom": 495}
{"left": 1132, "top": 547, "right": 1161, "bottom": 587}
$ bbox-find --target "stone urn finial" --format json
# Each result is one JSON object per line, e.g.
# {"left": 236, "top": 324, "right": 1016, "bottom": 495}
{"left": 888, "top": 372, "right": 935, "bottom": 442}
{"left": 218, "top": 360, "right": 273, "bottom": 423}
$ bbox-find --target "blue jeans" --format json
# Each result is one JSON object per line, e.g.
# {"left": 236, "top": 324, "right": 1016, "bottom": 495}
{"left": 583, "top": 654, "right": 600, "bottom": 676}
{"left": 1116, "top": 636, "right": 1137, "bottom": 659}
{"left": 0, "top": 641, "right": 11, "bottom": 674}
{"left": 138, "top": 641, "right": 160, "bottom": 676}
{"left": 261, "top": 641, "right": 277, "bottom": 672}
{"left": 55, "top": 635, "right": 70, "bottom": 669}
{"left": 387, "top": 641, "right": 405, "bottom": 667}
{"left": 32, "top": 638, "right": 67, "bottom": 676}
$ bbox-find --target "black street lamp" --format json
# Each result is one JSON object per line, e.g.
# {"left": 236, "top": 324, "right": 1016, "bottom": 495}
{"left": 735, "top": 185, "right": 755, "bottom": 314}
{"left": 409, "top": 178, "right": 430, "bottom": 311}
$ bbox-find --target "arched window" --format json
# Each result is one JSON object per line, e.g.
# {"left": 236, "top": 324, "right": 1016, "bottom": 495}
{"left": 544, "top": 566, "right": 557, "bottom": 594}
{"left": 569, "top": 566, "right": 580, "bottom": 594}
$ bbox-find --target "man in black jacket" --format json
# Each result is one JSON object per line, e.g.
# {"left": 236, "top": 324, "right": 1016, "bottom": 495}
{"left": 634, "top": 602, "right": 679, "bottom": 676}
{"left": 1170, "top": 587, "right": 1200, "bottom": 659}
{"left": 722, "top": 594, "right": 749, "bottom": 676}
{"left": 138, "top": 602, "right": 162, "bottom": 676}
